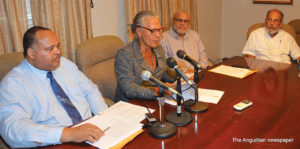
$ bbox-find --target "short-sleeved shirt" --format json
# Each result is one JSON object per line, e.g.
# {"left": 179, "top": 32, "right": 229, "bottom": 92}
{"left": 242, "top": 27, "right": 300, "bottom": 64}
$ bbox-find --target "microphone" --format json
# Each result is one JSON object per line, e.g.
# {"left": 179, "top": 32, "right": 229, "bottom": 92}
{"left": 141, "top": 70, "right": 182, "bottom": 97}
{"left": 177, "top": 50, "right": 203, "bottom": 70}
{"left": 166, "top": 57, "right": 194, "bottom": 86}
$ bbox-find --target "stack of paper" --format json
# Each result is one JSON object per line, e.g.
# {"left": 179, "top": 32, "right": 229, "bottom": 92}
{"left": 74, "top": 101, "right": 154, "bottom": 149}
{"left": 209, "top": 65, "right": 256, "bottom": 79}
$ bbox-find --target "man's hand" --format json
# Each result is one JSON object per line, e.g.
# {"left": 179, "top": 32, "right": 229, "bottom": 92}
{"left": 60, "top": 123, "right": 104, "bottom": 144}
{"left": 154, "top": 84, "right": 176, "bottom": 97}
{"left": 177, "top": 60, "right": 193, "bottom": 73}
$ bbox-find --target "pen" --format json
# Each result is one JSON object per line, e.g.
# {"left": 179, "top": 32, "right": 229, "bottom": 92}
{"left": 103, "top": 126, "right": 110, "bottom": 133}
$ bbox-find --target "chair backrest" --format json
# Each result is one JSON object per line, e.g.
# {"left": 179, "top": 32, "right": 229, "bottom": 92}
{"left": 75, "top": 35, "right": 124, "bottom": 105}
{"left": 288, "top": 19, "right": 300, "bottom": 46}
{"left": 0, "top": 52, "right": 24, "bottom": 81}
{"left": 0, "top": 137, "right": 9, "bottom": 149}
{"left": 0, "top": 52, "right": 23, "bottom": 148}
{"left": 247, "top": 23, "right": 296, "bottom": 40}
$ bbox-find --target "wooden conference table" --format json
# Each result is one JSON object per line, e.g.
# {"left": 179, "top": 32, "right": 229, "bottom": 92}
{"left": 42, "top": 56, "right": 300, "bottom": 149}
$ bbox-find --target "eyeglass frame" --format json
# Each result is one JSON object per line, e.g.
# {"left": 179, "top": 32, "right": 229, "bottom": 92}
{"left": 173, "top": 18, "right": 190, "bottom": 23}
{"left": 265, "top": 18, "right": 281, "bottom": 24}
{"left": 137, "top": 25, "right": 163, "bottom": 34}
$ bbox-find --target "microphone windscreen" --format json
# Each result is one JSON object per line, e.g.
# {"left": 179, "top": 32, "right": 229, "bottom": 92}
{"left": 166, "top": 57, "right": 177, "bottom": 68}
{"left": 176, "top": 50, "right": 186, "bottom": 59}
{"left": 141, "top": 70, "right": 151, "bottom": 80}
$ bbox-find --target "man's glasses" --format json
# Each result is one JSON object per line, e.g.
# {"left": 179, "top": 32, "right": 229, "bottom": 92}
{"left": 174, "top": 18, "right": 190, "bottom": 23}
{"left": 138, "top": 25, "right": 163, "bottom": 34}
{"left": 266, "top": 18, "right": 281, "bottom": 23}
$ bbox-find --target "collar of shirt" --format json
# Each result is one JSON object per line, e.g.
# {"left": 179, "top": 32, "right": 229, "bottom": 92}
{"left": 23, "top": 59, "right": 55, "bottom": 82}
{"left": 264, "top": 27, "right": 282, "bottom": 39}
{"left": 170, "top": 26, "right": 190, "bottom": 40}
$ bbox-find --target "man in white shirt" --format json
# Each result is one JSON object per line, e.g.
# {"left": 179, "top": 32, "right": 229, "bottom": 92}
{"left": 242, "top": 9, "right": 300, "bottom": 64}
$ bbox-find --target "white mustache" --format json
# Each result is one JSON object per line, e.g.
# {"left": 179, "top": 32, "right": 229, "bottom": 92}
{"left": 267, "top": 24, "right": 275, "bottom": 29}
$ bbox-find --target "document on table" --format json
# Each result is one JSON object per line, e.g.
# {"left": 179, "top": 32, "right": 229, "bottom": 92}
{"left": 165, "top": 84, "right": 224, "bottom": 105}
{"left": 209, "top": 65, "right": 256, "bottom": 79}
{"left": 198, "top": 88, "right": 224, "bottom": 104}
{"left": 73, "top": 101, "right": 154, "bottom": 149}
{"left": 98, "top": 101, "right": 155, "bottom": 123}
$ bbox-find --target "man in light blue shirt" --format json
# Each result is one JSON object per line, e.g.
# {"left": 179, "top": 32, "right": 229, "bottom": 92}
{"left": 0, "top": 26, "right": 108, "bottom": 148}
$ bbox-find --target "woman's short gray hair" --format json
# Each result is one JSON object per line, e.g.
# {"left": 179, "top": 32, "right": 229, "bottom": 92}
{"left": 131, "top": 10, "right": 158, "bottom": 34}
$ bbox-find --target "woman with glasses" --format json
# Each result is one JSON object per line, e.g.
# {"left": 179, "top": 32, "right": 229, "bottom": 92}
{"left": 114, "top": 10, "right": 176, "bottom": 102}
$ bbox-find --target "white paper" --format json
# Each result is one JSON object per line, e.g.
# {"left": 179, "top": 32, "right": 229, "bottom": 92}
{"left": 164, "top": 97, "right": 177, "bottom": 106}
{"left": 197, "top": 88, "right": 224, "bottom": 104}
{"left": 166, "top": 83, "right": 195, "bottom": 106}
{"left": 99, "top": 101, "right": 155, "bottom": 123}
{"left": 73, "top": 101, "right": 154, "bottom": 149}
{"left": 209, "top": 65, "right": 252, "bottom": 78}
{"left": 166, "top": 85, "right": 224, "bottom": 105}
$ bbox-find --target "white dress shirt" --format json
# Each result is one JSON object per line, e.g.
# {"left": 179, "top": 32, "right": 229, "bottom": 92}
{"left": 242, "top": 27, "right": 300, "bottom": 64}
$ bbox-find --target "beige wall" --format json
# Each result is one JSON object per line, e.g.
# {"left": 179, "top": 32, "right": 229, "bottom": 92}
{"left": 91, "top": 0, "right": 223, "bottom": 61}
{"left": 197, "top": 0, "right": 222, "bottom": 62}
{"left": 221, "top": 1, "right": 300, "bottom": 59}
{"left": 91, "top": 1, "right": 300, "bottom": 61}
{"left": 91, "top": 0, "right": 126, "bottom": 42}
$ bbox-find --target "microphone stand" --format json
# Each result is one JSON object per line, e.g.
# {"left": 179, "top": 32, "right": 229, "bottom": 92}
{"left": 165, "top": 74, "right": 192, "bottom": 126}
{"left": 148, "top": 87, "right": 177, "bottom": 139}
{"left": 183, "top": 67, "right": 209, "bottom": 113}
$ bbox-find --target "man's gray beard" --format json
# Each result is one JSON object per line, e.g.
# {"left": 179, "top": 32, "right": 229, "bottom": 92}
{"left": 177, "top": 30, "right": 186, "bottom": 35}
{"left": 266, "top": 27, "right": 278, "bottom": 36}
{"left": 173, "top": 27, "right": 186, "bottom": 36}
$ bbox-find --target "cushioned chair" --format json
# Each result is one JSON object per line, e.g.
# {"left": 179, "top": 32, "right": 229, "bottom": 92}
{"left": 75, "top": 35, "right": 124, "bottom": 107}
{"left": 247, "top": 23, "right": 296, "bottom": 40}
{"left": 0, "top": 52, "right": 23, "bottom": 149}
{"left": 0, "top": 137, "right": 9, "bottom": 149}
{"left": 288, "top": 19, "right": 300, "bottom": 46}
{"left": 0, "top": 52, "right": 24, "bottom": 81}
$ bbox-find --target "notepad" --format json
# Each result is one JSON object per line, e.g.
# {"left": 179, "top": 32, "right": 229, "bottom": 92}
{"left": 209, "top": 65, "right": 256, "bottom": 79}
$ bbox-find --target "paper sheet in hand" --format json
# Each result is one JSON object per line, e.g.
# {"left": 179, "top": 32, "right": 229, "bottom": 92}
{"left": 209, "top": 65, "right": 256, "bottom": 79}
{"left": 73, "top": 101, "right": 154, "bottom": 149}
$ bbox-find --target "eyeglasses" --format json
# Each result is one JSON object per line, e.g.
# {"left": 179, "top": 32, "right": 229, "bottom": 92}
{"left": 138, "top": 25, "right": 163, "bottom": 34}
{"left": 266, "top": 18, "right": 281, "bottom": 23}
{"left": 174, "top": 18, "right": 190, "bottom": 23}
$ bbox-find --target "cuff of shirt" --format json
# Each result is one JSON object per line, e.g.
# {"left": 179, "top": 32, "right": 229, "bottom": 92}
{"left": 48, "top": 127, "right": 64, "bottom": 145}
